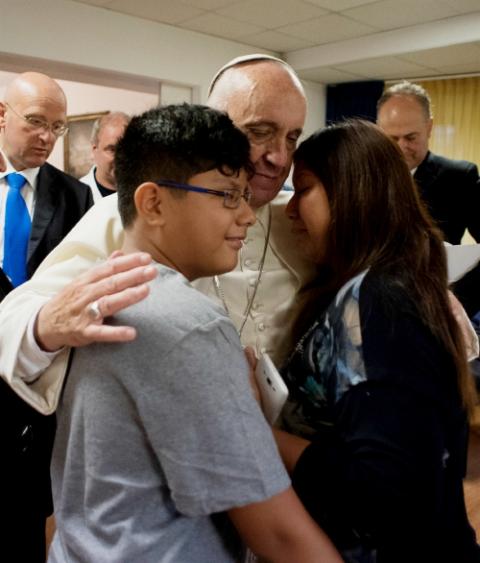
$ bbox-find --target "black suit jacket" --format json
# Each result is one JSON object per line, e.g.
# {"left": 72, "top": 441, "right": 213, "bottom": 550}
{"left": 1, "top": 163, "right": 93, "bottom": 544}
{"left": 27, "top": 162, "right": 93, "bottom": 276}
{"left": 414, "top": 151, "right": 479, "bottom": 244}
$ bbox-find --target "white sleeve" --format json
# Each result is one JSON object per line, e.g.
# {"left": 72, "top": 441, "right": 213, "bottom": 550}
{"left": 0, "top": 194, "right": 123, "bottom": 414}
{"left": 17, "top": 311, "right": 63, "bottom": 384}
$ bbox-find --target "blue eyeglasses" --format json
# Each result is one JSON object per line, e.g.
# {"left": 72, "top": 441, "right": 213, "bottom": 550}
{"left": 156, "top": 179, "right": 252, "bottom": 209}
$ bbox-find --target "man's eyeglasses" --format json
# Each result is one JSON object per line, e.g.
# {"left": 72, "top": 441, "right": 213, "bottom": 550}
{"left": 156, "top": 179, "right": 252, "bottom": 209}
{"left": 5, "top": 103, "right": 68, "bottom": 138}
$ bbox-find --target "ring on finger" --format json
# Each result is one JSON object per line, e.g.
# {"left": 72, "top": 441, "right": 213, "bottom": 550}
{"left": 86, "top": 300, "right": 102, "bottom": 321}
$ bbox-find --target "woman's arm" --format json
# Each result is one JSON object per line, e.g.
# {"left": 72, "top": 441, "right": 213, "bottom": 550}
{"left": 272, "top": 428, "right": 310, "bottom": 474}
{"left": 228, "top": 486, "right": 342, "bottom": 563}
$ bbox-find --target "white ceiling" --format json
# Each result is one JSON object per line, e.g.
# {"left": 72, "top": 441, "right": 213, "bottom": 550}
{"left": 72, "top": 0, "right": 480, "bottom": 83}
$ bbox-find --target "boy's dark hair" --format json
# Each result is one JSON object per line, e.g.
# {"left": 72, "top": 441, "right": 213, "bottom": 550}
{"left": 115, "top": 103, "right": 253, "bottom": 227}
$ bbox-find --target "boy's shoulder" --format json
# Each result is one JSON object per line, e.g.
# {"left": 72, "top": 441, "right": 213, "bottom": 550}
{"left": 115, "top": 264, "right": 231, "bottom": 342}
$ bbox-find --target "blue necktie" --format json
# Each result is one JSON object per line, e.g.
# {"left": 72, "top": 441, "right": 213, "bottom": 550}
{"left": 3, "top": 173, "right": 31, "bottom": 287}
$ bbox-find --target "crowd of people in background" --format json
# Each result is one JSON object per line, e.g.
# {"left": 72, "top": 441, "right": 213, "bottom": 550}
{"left": 0, "top": 55, "right": 479, "bottom": 562}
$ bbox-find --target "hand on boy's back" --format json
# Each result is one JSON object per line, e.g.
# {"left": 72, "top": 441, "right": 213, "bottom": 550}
{"left": 0, "top": 152, "right": 5, "bottom": 172}
{"left": 34, "top": 252, "right": 157, "bottom": 352}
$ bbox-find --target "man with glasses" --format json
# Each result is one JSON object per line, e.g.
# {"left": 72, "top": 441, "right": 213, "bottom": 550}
{"left": 0, "top": 72, "right": 93, "bottom": 282}
{"left": 0, "top": 71, "right": 92, "bottom": 562}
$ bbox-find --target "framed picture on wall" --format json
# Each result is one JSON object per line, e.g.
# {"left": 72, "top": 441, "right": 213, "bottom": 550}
{"left": 63, "top": 112, "right": 108, "bottom": 179}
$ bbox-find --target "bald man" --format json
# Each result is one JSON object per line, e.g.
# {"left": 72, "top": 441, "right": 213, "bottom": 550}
{"left": 80, "top": 111, "right": 130, "bottom": 201}
{"left": 0, "top": 72, "right": 92, "bottom": 561}
{"left": 0, "top": 72, "right": 93, "bottom": 279}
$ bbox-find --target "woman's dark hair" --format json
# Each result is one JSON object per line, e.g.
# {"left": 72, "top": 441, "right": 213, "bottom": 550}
{"left": 115, "top": 103, "right": 253, "bottom": 227}
{"left": 294, "top": 119, "right": 475, "bottom": 414}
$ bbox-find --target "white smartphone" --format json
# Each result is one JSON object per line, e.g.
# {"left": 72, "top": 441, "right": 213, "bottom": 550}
{"left": 254, "top": 353, "right": 289, "bottom": 424}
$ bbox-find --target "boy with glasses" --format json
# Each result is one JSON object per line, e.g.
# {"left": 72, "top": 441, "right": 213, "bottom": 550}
{"left": 49, "top": 104, "right": 340, "bottom": 563}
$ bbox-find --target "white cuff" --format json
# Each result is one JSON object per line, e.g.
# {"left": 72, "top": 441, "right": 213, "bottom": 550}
{"left": 16, "top": 313, "right": 64, "bottom": 383}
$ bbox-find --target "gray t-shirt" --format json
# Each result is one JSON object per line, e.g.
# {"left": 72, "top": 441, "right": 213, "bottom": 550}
{"left": 49, "top": 265, "right": 290, "bottom": 563}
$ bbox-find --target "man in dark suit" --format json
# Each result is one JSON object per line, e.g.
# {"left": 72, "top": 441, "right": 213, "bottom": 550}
{"left": 376, "top": 80, "right": 479, "bottom": 244}
{"left": 377, "top": 81, "right": 480, "bottom": 391}
{"left": 0, "top": 71, "right": 93, "bottom": 561}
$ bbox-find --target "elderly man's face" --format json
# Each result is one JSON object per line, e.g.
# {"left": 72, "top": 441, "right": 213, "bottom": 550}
{"left": 0, "top": 92, "right": 66, "bottom": 171}
{"left": 377, "top": 95, "right": 432, "bottom": 171}
{"left": 224, "top": 69, "right": 306, "bottom": 208}
{"left": 93, "top": 122, "right": 126, "bottom": 190}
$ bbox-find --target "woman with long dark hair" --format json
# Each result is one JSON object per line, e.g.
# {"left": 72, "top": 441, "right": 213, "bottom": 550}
{"left": 275, "top": 119, "right": 480, "bottom": 562}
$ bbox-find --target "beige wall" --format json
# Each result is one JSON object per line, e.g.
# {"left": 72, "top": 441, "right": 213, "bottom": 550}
{"left": 0, "top": 71, "right": 159, "bottom": 169}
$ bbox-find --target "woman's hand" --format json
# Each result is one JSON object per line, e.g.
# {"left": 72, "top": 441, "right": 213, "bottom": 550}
{"left": 448, "top": 290, "right": 479, "bottom": 360}
{"left": 244, "top": 346, "right": 262, "bottom": 406}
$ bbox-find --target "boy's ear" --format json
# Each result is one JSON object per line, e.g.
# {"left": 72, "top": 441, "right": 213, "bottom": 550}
{"left": 134, "top": 182, "right": 167, "bottom": 226}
